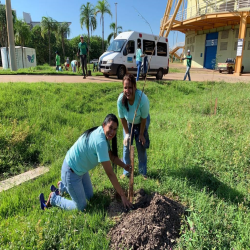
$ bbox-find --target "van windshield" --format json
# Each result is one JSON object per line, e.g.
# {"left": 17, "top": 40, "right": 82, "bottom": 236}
{"left": 107, "top": 39, "right": 126, "bottom": 52}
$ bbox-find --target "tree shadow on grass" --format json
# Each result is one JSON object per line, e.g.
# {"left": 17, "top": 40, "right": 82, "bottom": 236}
{"left": 168, "top": 165, "right": 248, "bottom": 206}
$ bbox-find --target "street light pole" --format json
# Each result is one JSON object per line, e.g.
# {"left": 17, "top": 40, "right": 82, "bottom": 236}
{"left": 115, "top": 3, "right": 117, "bottom": 38}
{"left": 6, "top": 0, "right": 17, "bottom": 71}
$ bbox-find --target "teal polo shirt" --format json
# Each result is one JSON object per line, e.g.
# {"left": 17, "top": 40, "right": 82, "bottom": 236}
{"left": 65, "top": 126, "right": 110, "bottom": 175}
{"left": 117, "top": 89, "right": 149, "bottom": 124}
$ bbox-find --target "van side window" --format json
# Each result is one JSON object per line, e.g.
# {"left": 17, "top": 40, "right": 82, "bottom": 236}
{"left": 157, "top": 42, "right": 167, "bottom": 56}
{"left": 123, "top": 40, "right": 135, "bottom": 55}
{"left": 143, "top": 40, "right": 155, "bottom": 55}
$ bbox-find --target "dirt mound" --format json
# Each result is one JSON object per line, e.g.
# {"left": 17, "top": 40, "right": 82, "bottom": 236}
{"left": 108, "top": 189, "right": 185, "bottom": 250}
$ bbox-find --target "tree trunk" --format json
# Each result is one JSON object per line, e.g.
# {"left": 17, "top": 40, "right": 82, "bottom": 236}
{"left": 88, "top": 28, "right": 90, "bottom": 65}
{"left": 48, "top": 31, "right": 51, "bottom": 66}
{"left": 62, "top": 35, "right": 65, "bottom": 61}
{"left": 102, "top": 15, "right": 104, "bottom": 52}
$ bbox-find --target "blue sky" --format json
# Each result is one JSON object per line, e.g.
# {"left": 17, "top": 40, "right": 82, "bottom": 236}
{"left": 2, "top": 0, "right": 185, "bottom": 48}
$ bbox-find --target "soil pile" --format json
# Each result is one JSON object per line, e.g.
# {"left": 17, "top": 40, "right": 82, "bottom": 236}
{"left": 108, "top": 189, "right": 185, "bottom": 250}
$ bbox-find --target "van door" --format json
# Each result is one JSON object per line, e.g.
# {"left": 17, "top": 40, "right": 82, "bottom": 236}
{"left": 143, "top": 39, "right": 157, "bottom": 73}
{"left": 122, "top": 40, "right": 136, "bottom": 74}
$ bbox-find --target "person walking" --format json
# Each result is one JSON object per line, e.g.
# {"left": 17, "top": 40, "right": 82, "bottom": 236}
{"left": 136, "top": 43, "right": 145, "bottom": 81}
{"left": 117, "top": 74, "right": 150, "bottom": 180}
{"left": 77, "top": 35, "right": 88, "bottom": 79}
{"left": 39, "top": 114, "right": 133, "bottom": 211}
{"left": 55, "top": 51, "right": 60, "bottom": 71}
{"left": 182, "top": 49, "right": 192, "bottom": 81}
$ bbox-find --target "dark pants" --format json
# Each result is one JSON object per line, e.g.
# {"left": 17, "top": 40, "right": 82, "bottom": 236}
{"left": 80, "top": 55, "right": 87, "bottom": 76}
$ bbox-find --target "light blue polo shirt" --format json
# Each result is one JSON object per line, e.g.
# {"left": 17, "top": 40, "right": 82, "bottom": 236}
{"left": 117, "top": 89, "right": 149, "bottom": 124}
{"left": 136, "top": 49, "right": 142, "bottom": 62}
{"left": 65, "top": 126, "right": 110, "bottom": 175}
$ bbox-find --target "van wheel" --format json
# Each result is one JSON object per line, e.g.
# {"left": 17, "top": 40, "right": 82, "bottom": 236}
{"left": 156, "top": 69, "right": 163, "bottom": 80}
{"left": 117, "top": 66, "right": 126, "bottom": 79}
{"left": 104, "top": 74, "right": 109, "bottom": 78}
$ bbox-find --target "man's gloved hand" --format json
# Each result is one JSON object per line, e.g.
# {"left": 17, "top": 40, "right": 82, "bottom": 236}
{"left": 123, "top": 134, "right": 130, "bottom": 146}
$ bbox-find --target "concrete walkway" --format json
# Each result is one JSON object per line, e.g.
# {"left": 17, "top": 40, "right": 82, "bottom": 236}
{"left": 0, "top": 166, "right": 49, "bottom": 192}
{"left": 0, "top": 66, "right": 249, "bottom": 84}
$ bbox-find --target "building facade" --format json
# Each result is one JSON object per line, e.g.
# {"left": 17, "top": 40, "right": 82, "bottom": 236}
{"left": 160, "top": 0, "right": 250, "bottom": 73}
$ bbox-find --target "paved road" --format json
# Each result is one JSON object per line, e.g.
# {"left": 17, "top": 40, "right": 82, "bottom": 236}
{"left": 0, "top": 71, "right": 249, "bottom": 83}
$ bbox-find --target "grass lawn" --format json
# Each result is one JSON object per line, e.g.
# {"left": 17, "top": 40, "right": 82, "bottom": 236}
{"left": 0, "top": 63, "right": 103, "bottom": 76}
{"left": 0, "top": 80, "right": 249, "bottom": 249}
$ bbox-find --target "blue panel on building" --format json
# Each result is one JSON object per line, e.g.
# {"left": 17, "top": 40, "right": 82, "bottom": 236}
{"left": 204, "top": 32, "right": 218, "bottom": 69}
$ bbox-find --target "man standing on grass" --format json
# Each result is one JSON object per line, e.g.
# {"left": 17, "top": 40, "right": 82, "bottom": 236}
{"left": 77, "top": 35, "right": 88, "bottom": 79}
{"left": 182, "top": 49, "right": 192, "bottom": 81}
{"left": 55, "top": 51, "right": 60, "bottom": 71}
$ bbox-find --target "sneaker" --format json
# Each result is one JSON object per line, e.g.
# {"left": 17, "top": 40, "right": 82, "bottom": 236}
{"left": 39, "top": 193, "right": 47, "bottom": 210}
{"left": 50, "top": 185, "right": 59, "bottom": 195}
{"left": 83, "top": 76, "right": 86, "bottom": 79}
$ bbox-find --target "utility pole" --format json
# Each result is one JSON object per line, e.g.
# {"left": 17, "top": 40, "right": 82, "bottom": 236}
{"left": 6, "top": 0, "right": 17, "bottom": 71}
{"left": 115, "top": 3, "right": 117, "bottom": 38}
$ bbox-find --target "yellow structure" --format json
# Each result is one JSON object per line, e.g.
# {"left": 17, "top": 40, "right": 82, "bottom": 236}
{"left": 160, "top": 0, "right": 250, "bottom": 75}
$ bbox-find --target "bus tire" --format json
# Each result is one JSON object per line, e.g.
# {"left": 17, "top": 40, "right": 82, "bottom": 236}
{"left": 104, "top": 74, "right": 109, "bottom": 78}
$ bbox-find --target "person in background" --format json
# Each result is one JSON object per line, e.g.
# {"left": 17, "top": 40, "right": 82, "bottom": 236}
{"left": 55, "top": 51, "right": 60, "bottom": 71}
{"left": 71, "top": 59, "right": 78, "bottom": 73}
{"left": 117, "top": 74, "right": 150, "bottom": 180}
{"left": 182, "top": 49, "right": 192, "bottom": 81}
{"left": 77, "top": 35, "right": 88, "bottom": 79}
{"left": 136, "top": 43, "right": 145, "bottom": 81}
{"left": 39, "top": 114, "right": 133, "bottom": 211}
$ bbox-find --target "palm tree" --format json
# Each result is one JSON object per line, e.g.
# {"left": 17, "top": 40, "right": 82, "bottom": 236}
{"left": 80, "top": 2, "right": 96, "bottom": 51}
{"left": 56, "top": 22, "right": 70, "bottom": 60}
{"left": 41, "top": 16, "right": 57, "bottom": 65}
{"left": 107, "top": 22, "right": 122, "bottom": 44}
{"left": 0, "top": 4, "right": 16, "bottom": 48}
{"left": 14, "top": 19, "right": 31, "bottom": 47}
{"left": 95, "top": 0, "right": 112, "bottom": 52}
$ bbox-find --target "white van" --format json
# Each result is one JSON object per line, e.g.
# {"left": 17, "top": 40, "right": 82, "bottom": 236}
{"left": 99, "top": 31, "right": 169, "bottom": 79}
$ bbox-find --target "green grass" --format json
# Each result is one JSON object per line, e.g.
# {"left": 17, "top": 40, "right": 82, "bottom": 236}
{"left": 0, "top": 80, "right": 250, "bottom": 249}
{"left": 0, "top": 63, "right": 103, "bottom": 76}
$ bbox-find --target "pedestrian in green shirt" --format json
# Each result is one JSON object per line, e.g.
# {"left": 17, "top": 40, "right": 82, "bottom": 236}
{"left": 77, "top": 35, "right": 88, "bottom": 79}
{"left": 182, "top": 50, "right": 192, "bottom": 81}
{"left": 55, "top": 51, "right": 60, "bottom": 71}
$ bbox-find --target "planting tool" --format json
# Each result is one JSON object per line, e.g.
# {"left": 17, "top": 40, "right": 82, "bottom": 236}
{"left": 128, "top": 146, "right": 135, "bottom": 203}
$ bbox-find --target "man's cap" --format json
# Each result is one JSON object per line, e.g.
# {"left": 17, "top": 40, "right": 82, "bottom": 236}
{"left": 187, "top": 49, "right": 190, "bottom": 52}
{"left": 55, "top": 51, "right": 58, "bottom": 54}
{"left": 80, "top": 35, "right": 84, "bottom": 38}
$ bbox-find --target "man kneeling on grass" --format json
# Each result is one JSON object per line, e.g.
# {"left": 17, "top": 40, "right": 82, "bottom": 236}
{"left": 39, "top": 114, "right": 133, "bottom": 211}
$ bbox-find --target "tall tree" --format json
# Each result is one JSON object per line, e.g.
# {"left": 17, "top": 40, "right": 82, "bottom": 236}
{"left": 41, "top": 16, "right": 57, "bottom": 65}
{"left": 107, "top": 22, "right": 122, "bottom": 44}
{"left": 55, "top": 22, "right": 70, "bottom": 61}
{"left": 0, "top": 4, "right": 16, "bottom": 48}
{"left": 80, "top": 2, "right": 97, "bottom": 59}
{"left": 14, "top": 19, "right": 31, "bottom": 47}
{"left": 95, "top": 0, "right": 112, "bottom": 52}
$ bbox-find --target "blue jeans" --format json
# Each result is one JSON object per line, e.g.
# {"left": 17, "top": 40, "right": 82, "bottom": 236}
{"left": 50, "top": 160, "right": 93, "bottom": 211}
{"left": 184, "top": 66, "right": 191, "bottom": 81}
{"left": 123, "top": 115, "right": 150, "bottom": 176}
{"left": 136, "top": 61, "right": 142, "bottom": 81}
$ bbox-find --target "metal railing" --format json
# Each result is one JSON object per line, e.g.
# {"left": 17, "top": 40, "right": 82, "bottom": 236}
{"left": 165, "top": 0, "right": 250, "bottom": 23}
{"left": 170, "top": 41, "right": 185, "bottom": 51}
